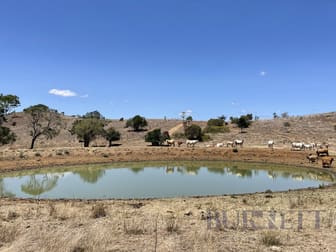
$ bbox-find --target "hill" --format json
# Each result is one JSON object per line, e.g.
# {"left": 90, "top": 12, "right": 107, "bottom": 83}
{"left": 1, "top": 112, "right": 336, "bottom": 152}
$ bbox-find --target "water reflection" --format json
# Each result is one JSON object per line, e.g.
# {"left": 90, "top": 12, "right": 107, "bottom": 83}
{"left": 73, "top": 167, "right": 105, "bottom": 183}
{"left": 0, "top": 161, "right": 334, "bottom": 199}
{"left": 21, "top": 174, "right": 59, "bottom": 196}
{"left": 0, "top": 178, "right": 15, "bottom": 197}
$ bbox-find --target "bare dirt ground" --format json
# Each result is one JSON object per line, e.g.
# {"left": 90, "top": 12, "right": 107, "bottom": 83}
{"left": 1, "top": 112, "right": 336, "bottom": 251}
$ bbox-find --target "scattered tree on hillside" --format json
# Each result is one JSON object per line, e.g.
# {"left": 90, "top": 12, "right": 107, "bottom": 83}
{"left": 281, "top": 112, "right": 289, "bottom": 118}
{"left": 231, "top": 114, "right": 253, "bottom": 133}
{"left": 273, "top": 112, "right": 278, "bottom": 119}
{"left": 104, "top": 127, "right": 121, "bottom": 147}
{"left": 84, "top": 110, "right": 105, "bottom": 120}
{"left": 0, "top": 94, "right": 20, "bottom": 145}
{"left": 24, "top": 104, "right": 61, "bottom": 149}
{"left": 145, "top": 128, "right": 169, "bottom": 146}
{"left": 204, "top": 117, "right": 229, "bottom": 133}
{"left": 70, "top": 118, "right": 105, "bottom": 147}
{"left": 207, "top": 118, "right": 224, "bottom": 127}
{"left": 185, "top": 124, "right": 202, "bottom": 140}
{"left": 125, "top": 115, "right": 148, "bottom": 131}
{"left": 186, "top": 116, "right": 193, "bottom": 121}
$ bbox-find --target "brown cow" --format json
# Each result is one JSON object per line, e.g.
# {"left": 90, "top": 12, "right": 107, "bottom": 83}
{"left": 306, "top": 154, "right": 318, "bottom": 163}
{"left": 316, "top": 148, "right": 329, "bottom": 157}
{"left": 322, "top": 156, "right": 334, "bottom": 168}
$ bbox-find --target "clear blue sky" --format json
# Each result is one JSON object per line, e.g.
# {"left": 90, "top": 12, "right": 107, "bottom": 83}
{"left": 1, "top": 0, "right": 335, "bottom": 120}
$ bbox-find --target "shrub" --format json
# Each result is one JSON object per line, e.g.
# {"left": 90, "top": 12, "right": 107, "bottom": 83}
{"left": 203, "top": 125, "right": 230, "bottom": 134}
{"left": 126, "top": 115, "right": 148, "bottom": 131}
{"left": 145, "top": 128, "right": 169, "bottom": 146}
{"left": 207, "top": 118, "right": 224, "bottom": 127}
{"left": 283, "top": 122, "right": 291, "bottom": 127}
{"left": 261, "top": 231, "right": 281, "bottom": 246}
{"left": 185, "top": 124, "right": 202, "bottom": 141}
{"left": 91, "top": 204, "right": 106, "bottom": 218}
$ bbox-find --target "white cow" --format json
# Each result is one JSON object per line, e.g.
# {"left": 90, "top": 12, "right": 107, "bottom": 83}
{"left": 186, "top": 139, "right": 198, "bottom": 147}
{"left": 268, "top": 140, "right": 274, "bottom": 149}
{"left": 216, "top": 142, "right": 224, "bottom": 147}
{"left": 291, "top": 142, "right": 304, "bottom": 151}
{"left": 234, "top": 139, "right": 244, "bottom": 147}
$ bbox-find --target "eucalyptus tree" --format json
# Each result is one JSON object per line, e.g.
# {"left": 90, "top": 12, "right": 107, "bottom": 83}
{"left": 24, "top": 104, "right": 61, "bottom": 149}
{"left": 0, "top": 93, "right": 20, "bottom": 145}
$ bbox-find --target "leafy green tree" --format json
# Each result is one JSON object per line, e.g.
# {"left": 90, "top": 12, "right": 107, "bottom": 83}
{"left": 0, "top": 94, "right": 20, "bottom": 122}
{"left": 104, "top": 127, "right": 121, "bottom": 147}
{"left": 237, "top": 115, "right": 252, "bottom": 132}
{"left": 126, "top": 115, "right": 148, "bottom": 131}
{"left": 84, "top": 110, "right": 105, "bottom": 120}
{"left": 207, "top": 118, "right": 224, "bottom": 127}
{"left": 145, "top": 128, "right": 169, "bottom": 146}
{"left": 185, "top": 124, "right": 202, "bottom": 140}
{"left": 70, "top": 118, "right": 105, "bottom": 147}
{"left": 24, "top": 104, "right": 61, "bottom": 149}
{"left": 186, "top": 116, "right": 193, "bottom": 121}
{"left": 0, "top": 94, "right": 20, "bottom": 145}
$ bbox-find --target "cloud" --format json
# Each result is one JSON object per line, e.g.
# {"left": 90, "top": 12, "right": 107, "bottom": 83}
{"left": 259, "top": 71, "right": 267, "bottom": 76}
{"left": 49, "top": 89, "right": 77, "bottom": 97}
{"left": 80, "top": 94, "right": 89, "bottom": 98}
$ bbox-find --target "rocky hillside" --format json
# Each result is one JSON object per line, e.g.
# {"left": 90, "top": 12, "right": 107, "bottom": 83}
{"left": 2, "top": 112, "right": 336, "bottom": 152}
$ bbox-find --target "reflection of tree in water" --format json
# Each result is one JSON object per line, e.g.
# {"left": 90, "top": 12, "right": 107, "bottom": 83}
{"left": 228, "top": 166, "right": 253, "bottom": 178}
{"left": 267, "top": 171, "right": 279, "bottom": 180}
{"left": 207, "top": 168, "right": 225, "bottom": 175}
{"left": 0, "top": 178, "right": 15, "bottom": 197}
{"left": 176, "top": 166, "right": 200, "bottom": 175}
{"left": 21, "top": 175, "right": 58, "bottom": 196}
{"left": 74, "top": 167, "right": 106, "bottom": 183}
{"left": 129, "top": 167, "right": 144, "bottom": 173}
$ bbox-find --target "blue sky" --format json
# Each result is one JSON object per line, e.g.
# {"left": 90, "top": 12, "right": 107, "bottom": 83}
{"left": 1, "top": 0, "right": 335, "bottom": 120}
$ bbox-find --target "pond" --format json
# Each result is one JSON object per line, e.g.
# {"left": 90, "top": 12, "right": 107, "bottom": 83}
{"left": 0, "top": 161, "right": 334, "bottom": 199}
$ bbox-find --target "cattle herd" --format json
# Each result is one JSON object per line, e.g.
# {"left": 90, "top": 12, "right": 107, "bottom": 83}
{"left": 165, "top": 139, "right": 334, "bottom": 168}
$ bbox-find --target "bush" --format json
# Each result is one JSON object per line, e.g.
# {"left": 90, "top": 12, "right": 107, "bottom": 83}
{"left": 203, "top": 125, "right": 230, "bottom": 134}
{"left": 91, "top": 204, "right": 106, "bottom": 218}
{"left": 207, "top": 118, "right": 224, "bottom": 127}
{"left": 283, "top": 122, "right": 291, "bottom": 127}
{"left": 184, "top": 124, "right": 202, "bottom": 141}
{"left": 261, "top": 231, "right": 281, "bottom": 246}
{"left": 145, "top": 128, "right": 169, "bottom": 146}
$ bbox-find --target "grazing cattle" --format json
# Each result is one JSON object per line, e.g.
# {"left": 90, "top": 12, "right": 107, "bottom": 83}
{"left": 166, "top": 139, "right": 175, "bottom": 146}
{"left": 303, "top": 143, "right": 314, "bottom": 150}
{"left": 321, "top": 156, "right": 334, "bottom": 168}
{"left": 268, "top": 140, "right": 274, "bottom": 149}
{"left": 227, "top": 141, "right": 234, "bottom": 147}
{"left": 216, "top": 143, "right": 224, "bottom": 147}
{"left": 234, "top": 139, "right": 244, "bottom": 147}
{"left": 291, "top": 142, "right": 304, "bottom": 151}
{"left": 186, "top": 139, "right": 198, "bottom": 147}
{"left": 306, "top": 154, "right": 318, "bottom": 163}
{"left": 316, "top": 148, "right": 329, "bottom": 157}
{"left": 176, "top": 141, "right": 183, "bottom": 147}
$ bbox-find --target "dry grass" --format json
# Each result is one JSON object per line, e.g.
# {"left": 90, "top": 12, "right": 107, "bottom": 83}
{"left": 261, "top": 231, "right": 282, "bottom": 246}
{"left": 91, "top": 204, "right": 107, "bottom": 218}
